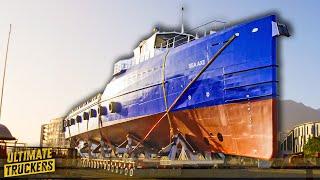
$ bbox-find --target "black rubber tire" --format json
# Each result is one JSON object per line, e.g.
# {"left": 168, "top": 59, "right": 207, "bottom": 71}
{"left": 124, "top": 168, "right": 129, "bottom": 176}
{"left": 129, "top": 168, "right": 134, "bottom": 177}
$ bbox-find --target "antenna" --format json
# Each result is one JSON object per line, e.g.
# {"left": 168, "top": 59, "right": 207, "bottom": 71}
{"left": 180, "top": 2, "right": 184, "bottom": 33}
{"left": 0, "top": 24, "right": 12, "bottom": 121}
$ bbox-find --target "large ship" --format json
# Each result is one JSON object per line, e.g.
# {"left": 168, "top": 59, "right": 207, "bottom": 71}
{"left": 63, "top": 15, "right": 289, "bottom": 160}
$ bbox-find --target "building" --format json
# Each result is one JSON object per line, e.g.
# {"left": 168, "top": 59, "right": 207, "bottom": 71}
{"left": 0, "top": 123, "right": 15, "bottom": 141}
{"left": 40, "top": 117, "right": 69, "bottom": 148}
{"left": 0, "top": 123, "right": 16, "bottom": 158}
{"left": 280, "top": 121, "right": 320, "bottom": 154}
{"left": 39, "top": 124, "right": 48, "bottom": 147}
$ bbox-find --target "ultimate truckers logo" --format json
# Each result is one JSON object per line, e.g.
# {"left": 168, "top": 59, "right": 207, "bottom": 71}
{"left": 3, "top": 148, "right": 55, "bottom": 177}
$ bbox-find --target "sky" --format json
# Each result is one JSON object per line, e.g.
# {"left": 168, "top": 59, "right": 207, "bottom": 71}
{"left": 0, "top": 0, "right": 319, "bottom": 145}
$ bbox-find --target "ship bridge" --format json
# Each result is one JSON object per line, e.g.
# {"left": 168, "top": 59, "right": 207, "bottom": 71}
{"left": 113, "top": 30, "right": 195, "bottom": 75}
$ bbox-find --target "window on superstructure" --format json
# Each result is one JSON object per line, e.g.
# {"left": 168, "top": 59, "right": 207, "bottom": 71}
{"left": 312, "top": 125, "right": 315, "bottom": 136}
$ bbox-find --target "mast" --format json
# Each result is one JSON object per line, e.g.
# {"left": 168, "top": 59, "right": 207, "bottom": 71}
{"left": 181, "top": 4, "right": 184, "bottom": 33}
{"left": 0, "top": 24, "right": 12, "bottom": 121}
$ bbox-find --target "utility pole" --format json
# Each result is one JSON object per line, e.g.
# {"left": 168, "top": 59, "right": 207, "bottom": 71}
{"left": 0, "top": 24, "right": 12, "bottom": 121}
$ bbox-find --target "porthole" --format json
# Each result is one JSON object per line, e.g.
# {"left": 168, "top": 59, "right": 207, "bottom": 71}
{"left": 217, "top": 133, "right": 223, "bottom": 142}
{"left": 252, "top": 28, "right": 259, "bottom": 33}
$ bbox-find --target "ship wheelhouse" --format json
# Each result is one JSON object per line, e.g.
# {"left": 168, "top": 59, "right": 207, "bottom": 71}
{"left": 133, "top": 31, "right": 195, "bottom": 65}
{"left": 113, "top": 31, "right": 195, "bottom": 76}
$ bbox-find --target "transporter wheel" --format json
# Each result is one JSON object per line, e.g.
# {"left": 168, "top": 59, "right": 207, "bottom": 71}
{"left": 115, "top": 166, "right": 119, "bottom": 173}
{"left": 129, "top": 168, "right": 134, "bottom": 177}
{"left": 124, "top": 168, "right": 129, "bottom": 176}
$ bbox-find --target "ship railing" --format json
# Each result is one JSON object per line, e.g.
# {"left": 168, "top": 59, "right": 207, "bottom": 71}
{"left": 159, "top": 19, "right": 227, "bottom": 49}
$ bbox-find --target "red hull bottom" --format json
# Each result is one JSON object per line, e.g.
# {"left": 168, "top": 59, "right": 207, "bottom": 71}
{"left": 72, "top": 98, "right": 277, "bottom": 160}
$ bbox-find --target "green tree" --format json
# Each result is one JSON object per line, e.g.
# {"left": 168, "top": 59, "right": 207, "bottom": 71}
{"left": 303, "top": 137, "right": 320, "bottom": 157}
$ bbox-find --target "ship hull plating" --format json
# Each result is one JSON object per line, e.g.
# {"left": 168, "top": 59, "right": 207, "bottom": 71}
{"left": 72, "top": 98, "right": 276, "bottom": 159}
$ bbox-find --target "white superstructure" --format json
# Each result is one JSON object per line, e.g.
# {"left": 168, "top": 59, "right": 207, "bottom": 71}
{"left": 112, "top": 30, "right": 195, "bottom": 76}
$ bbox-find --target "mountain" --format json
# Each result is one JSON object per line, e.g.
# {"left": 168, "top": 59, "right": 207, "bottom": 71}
{"left": 279, "top": 100, "right": 320, "bottom": 133}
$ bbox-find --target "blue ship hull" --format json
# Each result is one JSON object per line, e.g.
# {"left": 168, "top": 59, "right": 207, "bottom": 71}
{"left": 101, "top": 15, "right": 277, "bottom": 120}
{"left": 65, "top": 15, "right": 286, "bottom": 159}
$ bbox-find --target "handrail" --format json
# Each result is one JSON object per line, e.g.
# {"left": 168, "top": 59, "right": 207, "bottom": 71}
{"left": 137, "top": 19, "right": 228, "bottom": 64}
{"left": 159, "top": 19, "right": 228, "bottom": 49}
{"left": 189, "top": 19, "right": 227, "bottom": 32}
